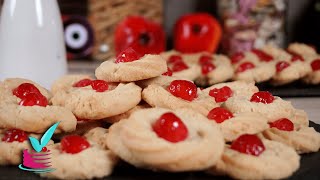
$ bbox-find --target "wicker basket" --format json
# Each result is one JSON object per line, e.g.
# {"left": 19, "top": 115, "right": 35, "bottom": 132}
{"left": 88, "top": 0, "right": 163, "bottom": 61}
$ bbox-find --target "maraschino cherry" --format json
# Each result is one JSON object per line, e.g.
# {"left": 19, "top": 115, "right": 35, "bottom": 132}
{"left": 207, "top": 107, "right": 234, "bottom": 123}
{"left": 61, "top": 135, "right": 90, "bottom": 154}
{"left": 2, "top": 129, "right": 28, "bottom": 143}
{"left": 209, "top": 86, "right": 233, "bottom": 103}
{"left": 269, "top": 118, "right": 294, "bottom": 131}
{"left": 231, "top": 134, "right": 265, "bottom": 156}
{"left": 152, "top": 112, "right": 188, "bottom": 143}
{"left": 250, "top": 91, "right": 275, "bottom": 104}
{"left": 167, "top": 80, "right": 197, "bottom": 101}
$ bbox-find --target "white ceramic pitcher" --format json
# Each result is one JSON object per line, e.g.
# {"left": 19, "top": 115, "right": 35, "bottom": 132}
{"left": 0, "top": 0, "right": 67, "bottom": 88}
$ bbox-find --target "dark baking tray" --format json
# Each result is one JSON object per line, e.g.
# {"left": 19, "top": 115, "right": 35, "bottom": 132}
{"left": 257, "top": 81, "right": 320, "bottom": 97}
{"left": 1, "top": 121, "right": 320, "bottom": 180}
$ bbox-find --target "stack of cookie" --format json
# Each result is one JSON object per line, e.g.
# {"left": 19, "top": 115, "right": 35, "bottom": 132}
{"left": 0, "top": 46, "right": 320, "bottom": 180}
{"left": 160, "top": 43, "right": 320, "bottom": 86}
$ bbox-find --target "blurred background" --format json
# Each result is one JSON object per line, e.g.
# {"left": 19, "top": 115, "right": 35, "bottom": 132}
{"left": 52, "top": 0, "right": 320, "bottom": 61}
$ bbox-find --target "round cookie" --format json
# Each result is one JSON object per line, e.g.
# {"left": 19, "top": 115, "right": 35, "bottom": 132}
{"left": 41, "top": 140, "right": 117, "bottom": 180}
{"left": 209, "top": 139, "right": 300, "bottom": 180}
{"left": 202, "top": 81, "right": 259, "bottom": 103}
{"left": 107, "top": 108, "right": 224, "bottom": 172}
{"left": 142, "top": 81, "right": 218, "bottom": 116}
{"left": 263, "top": 125, "right": 320, "bottom": 154}
{"left": 51, "top": 74, "right": 92, "bottom": 95}
{"left": 214, "top": 111, "right": 269, "bottom": 142}
{"left": 261, "top": 45, "right": 292, "bottom": 60}
{"left": 287, "top": 43, "right": 318, "bottom": 57}
{"left": 95, "top": 54, "right": 167, "bottom": 82}
{"left": 181, "top": 52, "right": 212, "bottom": 64}
{"left": 232, "top": 61, "right": 276, "bottom": 83}
{"left": 51, "top": 82, "right": 142, "bottom": 120}
{"left": 222, "top": 94, "right": 296, "bottom": 123}
{"left": 196, "top": 54, "right": 234, "bottom": 86}
{"left": 0, "top": 130, "right": 53, "bottom": 165}
{"left": 163, "top": 53, "right": 201, "bottom": 81}
{"left": 271, "top": 60, "right": 311, "bottom": 85}
{"left": 0, "top": 78, "right": 76, "bottom": 133}
{"left": 84, "top": 127, "right": 109, "bottom": 150}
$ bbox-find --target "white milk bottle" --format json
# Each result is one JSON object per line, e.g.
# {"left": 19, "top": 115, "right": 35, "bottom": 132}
{"left": 0, "top": 0, "right": 67, "bottom": 88}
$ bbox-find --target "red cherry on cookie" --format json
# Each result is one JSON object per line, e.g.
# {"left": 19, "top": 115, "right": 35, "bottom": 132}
{"left": 91, "top": 80, "right": 109, "bottom": 92}
{"left": 115, "top": 47, "right": 142, "bottom": 63}
{"left": 276, "top": 61, "right": 290, "bottom": 72}
{"left": 167, "top": 80, "right": 197, "bottom": 101}
{"left": 236, "top": 62, "right": 255, "bottom": 73}
{"left": 171, "top": 61, "right": 189, "bottom": 72}
{"left": 251, "top": 49, "right": 273, "bottom": 62}
{"left": 152, "top": 112, "right": 188, "bottom": 143}
{"left": 207, "top": 107, "right": 234, "bottom": 123}
{"left": 162, "top": 67, "right": 173, "bottom": 76}
{"left": 73, "top": 79, "right": 92, "bottom": 87}
{"left": 199, "top": 55, "right": 212, "bottom": 65}
{"left": 19, "top": 93, "right": 48, "bottom": 107}
{"left": 12, "top": 83, "right": 41, "bottom": 98}
{"left": 168, "top": 55, "right": 183, "bottom": 64}
{"left": 291, "top": 55, "right": 304, "bottom": 62}
{"left": 41, "top": 147, "right": 48, "bottom": 152}
{"left": 2, "top": 129, "right": 28, "bottom": 143}
{"left": 311, "top": 59, "right": 320, "bottom": 71}
{"left": 250, "top": 91, "right": 275, "bottom": 104}
{"left": 61, "top": 135, "right": 90, "bottom": 154}
{"left": 230, "top": 52, "right": 245, "bottom": 64}
{"left": 231, "top": 134, "right": 265, "bottom": 156}
{"left": 269, "top": 118, "right": 294, "bottom": 131}
{"left": 201, "top": 62, "right": 216, "bottom": 75}
{"left": 209, "top": 86, "right": 233, "bottom": 103}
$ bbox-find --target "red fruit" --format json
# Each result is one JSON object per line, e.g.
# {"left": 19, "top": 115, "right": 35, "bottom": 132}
{"left": 152, "top": 112, "right": 188, "bottom": 143}
{"left": 61, "top": 135, "right": 90, "bottom": 154}
{"left": 199, "top": 55, "right": 212, "bottom": 65}
{"left": 236, "top": 62, "right": 255, "bottom": 73}
{"left": 162, "top": 67, "right": 173, "bottom": 76}
{"left": 230, "top": 52, "right": 245, "bottom": 64}
{"left": 250, "top": 91, "right": 275, "bottom": 104}
{"left": 115, "top": 16, "right": 166, "bottom": 56}
{"left": 42, "top": 147, "right": 48, "bottom": 152}
{"left": 251, "top": 49, "right": 273, "bottom": 62}
{"left": 73, "top": 79, "right": 92, "bottom": 87}
{"left": 209, "top": 86, "right": 233, "bottom": 103}
{"left": 167, "top": 80, "right": 197, "bottom": 101}
{"left": 12, "top": 83, "right": 41, "bottom": 99}
{"left": 168, "top": 55, "right": 183, "bottom": 64}
{"left": 291, "top": 55, "right": 304, "bottom": 62}
{"left": 19, "top": 93, "right": 48, "bottom": 107}
{"left": 91, "top": 80, "right": 109, "bottom": 92}
{"left": 276, "top": 61, "right": 290, "bottom": 72}
{"left": 115, "top": 47, "right": 142, "bottom": 63}
{"left": 171, "top": 61, "right": 189, "bottom": 72}
{"left": 201, "top": 62, "right": 216, "bottom": 75}
{"left": 269, "top": 118, "right": 294, "bottom": 131}
{"left": 231, "top": 134, "right": 265, "bottom": 156}
{"left": 311, "top": 59, "right": 320, "bottom": 71}
{"left": 207, "top": 107, "right": 234, "bottom": 123}
{"left": 174, "top": 13, "right": 222, "bottom": 53}
{"left": 2, "top": 129, "right": 28, "bottom": 143}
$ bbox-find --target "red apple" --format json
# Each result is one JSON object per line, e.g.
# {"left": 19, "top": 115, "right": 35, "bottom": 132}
{"left": 174, "top": 13, "right": 222, "bottom": 53}
{"left": 114, "top": 16, "right": 166, "bottom": 56}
